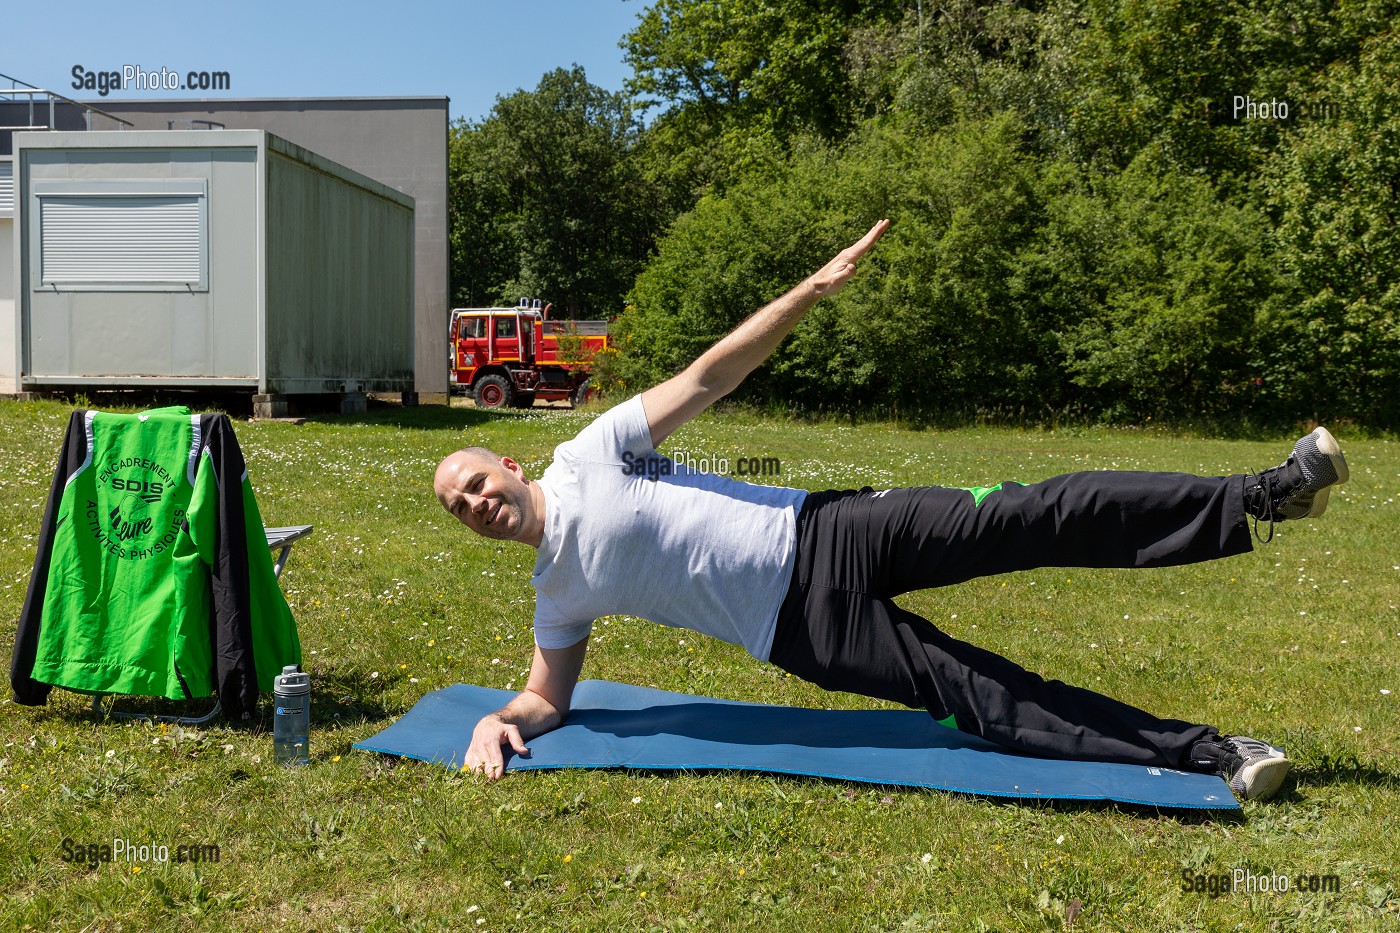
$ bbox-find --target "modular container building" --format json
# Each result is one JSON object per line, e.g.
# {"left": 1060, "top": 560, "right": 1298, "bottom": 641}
{"left": 8, "top": 129, "right": 414, "bottom": 397}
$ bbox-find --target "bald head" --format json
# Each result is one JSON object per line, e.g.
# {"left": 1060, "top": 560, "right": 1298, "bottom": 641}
{"left": 457, "top": 445, "right": 500, "bottom": 466}
{"left": 433, "top": 446, "right": 502, "bottom": 508}
{"left": 434, "top": 447, "right": 545, "bottom": 547}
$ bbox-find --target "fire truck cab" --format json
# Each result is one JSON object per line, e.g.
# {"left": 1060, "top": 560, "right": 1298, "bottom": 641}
{"left": 449, "top": 300, "right": 607, "bottom": 409}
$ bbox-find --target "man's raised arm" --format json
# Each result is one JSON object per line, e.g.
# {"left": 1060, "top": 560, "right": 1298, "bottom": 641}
{"left": 641, "top": 219, "right": 890, "bottom": 447}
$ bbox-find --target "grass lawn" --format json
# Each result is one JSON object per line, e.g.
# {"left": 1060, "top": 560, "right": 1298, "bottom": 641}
{"left": 0, "top": 396, "right": 1396, "bottom": 932}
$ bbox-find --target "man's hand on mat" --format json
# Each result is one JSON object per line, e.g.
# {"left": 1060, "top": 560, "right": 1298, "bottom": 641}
{"left": 465, "top": 714, "right": 530, "bottom": 780}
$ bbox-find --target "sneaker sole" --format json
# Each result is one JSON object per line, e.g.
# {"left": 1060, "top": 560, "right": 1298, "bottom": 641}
{"left": 1301, "top": 427, "right": 1349, "bottom": 519}
{"left": 1230, "top": 755, "right": 1291, "bottom": 801}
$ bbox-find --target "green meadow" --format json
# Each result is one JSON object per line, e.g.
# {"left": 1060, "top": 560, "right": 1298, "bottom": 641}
{"left": 0, "top": 397, "right": 1396, "bottom": 931}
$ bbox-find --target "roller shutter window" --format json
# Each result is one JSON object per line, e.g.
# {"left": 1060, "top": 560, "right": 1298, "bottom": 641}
{"left": 34, "top": 180, "right": 207, "bottom": 290}
{"left": 0, "top": 161, "right": 14, "bottom": 215}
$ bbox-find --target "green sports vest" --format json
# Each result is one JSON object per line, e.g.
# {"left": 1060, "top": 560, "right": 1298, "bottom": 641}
{"left": 10, "top": 408, "right": 300, "bottom": 718}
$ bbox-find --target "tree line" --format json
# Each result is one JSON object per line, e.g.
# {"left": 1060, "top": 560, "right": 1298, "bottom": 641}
{"left": 449, "top": 0, "right": 1400, "bottom": 428}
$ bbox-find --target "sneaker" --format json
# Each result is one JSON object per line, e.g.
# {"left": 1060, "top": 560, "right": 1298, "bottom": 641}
{"left": 1192, "top": 735, "right": 1291, "bottom": 801}
{"left": 1244, "top": 426, "right": 1349, "bottom": 523}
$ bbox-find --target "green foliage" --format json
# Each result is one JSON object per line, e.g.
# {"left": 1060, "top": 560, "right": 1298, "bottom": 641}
{"left": 623, "top": 0, "right": 904, "bottom": 198}
{"left": 619, "top": 114, "right": 1281, "bottom": 421}
{"left": 616, "top": 141, "right": 844, "bottom": 395}
{"left": 809, "top": 115, "right": 1057, "bottom": 415}
{"left": 847, "top": 0, "right": 1061, "bottom": 137}
{"left": 1045, "top": 0, "right": 1258, "bottom": 175}
{"left": 1258, "top": 30, "right": 1400, "bottom": 425}
{"left": 1048, "top": 159, "right": 1278, "bottom": 421}
{"left": 448, "top": 66, "right": 660, "bottom": 316}
{"left": 448, "top": 118, "right": 515, "bottom": 308}
{"left": 445, "top": 0, "right": 1400, "bottom": 427}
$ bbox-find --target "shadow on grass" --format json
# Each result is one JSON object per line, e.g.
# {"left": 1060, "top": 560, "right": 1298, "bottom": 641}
{"left": 1289, "top": 756, "right": 1400, "bottom": 794}
{"left": 952, "top": 787, "right": 1246, "bottom": 823}
{"left": 21, "top": 662, "right": 406, "bottom": 731}
{"left": 792, "top": 770, "right": 1249, "bottom": 821}
{"left": 299, "top": 401, "right": 581, "bottom": 432}
{"left": 64, "top": 690, "right": 395, "bottom": 732}
{"left": 299, "top": 665, "right": 405, "bottom": 728}
{"left": 19, "top": 388, "right": 259, "bottom": 418}
{"left": 507, "top": 767, "right": 1248, "bottom": 822}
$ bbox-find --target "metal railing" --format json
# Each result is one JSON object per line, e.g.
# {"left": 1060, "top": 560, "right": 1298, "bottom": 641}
{"left": 1, "top": 71, "right": 134, "bottom": 131}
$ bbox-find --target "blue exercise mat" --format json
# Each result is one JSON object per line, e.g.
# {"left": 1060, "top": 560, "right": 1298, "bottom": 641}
{"left": 353, "top": 680, "right": 1238, "bottom": 810}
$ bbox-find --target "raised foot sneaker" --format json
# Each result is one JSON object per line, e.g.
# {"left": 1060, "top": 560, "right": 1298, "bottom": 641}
{"left": 1193, "top": 735, "right": 1291, "bottom": 801}
{"left": 1245, "top": 426, "right": 1350, "bottom": 522}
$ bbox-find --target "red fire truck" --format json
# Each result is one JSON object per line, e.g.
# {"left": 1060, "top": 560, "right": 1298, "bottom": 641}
{"left": 449, "top": 300, "right": 609, "bottom": 409}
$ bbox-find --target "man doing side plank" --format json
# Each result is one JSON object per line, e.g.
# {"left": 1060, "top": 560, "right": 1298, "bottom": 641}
{"left": 434, "top": 220, "right": 1347, "bottom": 801}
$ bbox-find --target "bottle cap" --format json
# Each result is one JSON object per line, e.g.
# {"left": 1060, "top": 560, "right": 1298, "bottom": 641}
{"left": 273, "top": 664, "right": 310, "bottom": 695}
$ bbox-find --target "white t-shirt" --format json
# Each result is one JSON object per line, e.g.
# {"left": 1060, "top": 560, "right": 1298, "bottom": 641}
{"left": 532, "top": 395, "right": 807, "bottom": 661}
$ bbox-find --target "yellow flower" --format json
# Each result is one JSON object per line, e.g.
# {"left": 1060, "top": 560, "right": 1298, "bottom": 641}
{"left": 563, "top": 854, "right": 573, "bottom": 863}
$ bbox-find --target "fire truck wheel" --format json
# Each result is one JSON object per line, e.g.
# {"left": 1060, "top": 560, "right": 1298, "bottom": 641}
{"left": 474, "top": 375, "right": 513, "bottom": 409}
{"left": 570, "top": 380, "right": 591, "bottom": 408}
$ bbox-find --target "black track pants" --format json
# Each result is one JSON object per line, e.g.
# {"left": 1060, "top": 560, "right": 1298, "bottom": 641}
{"left": 766, "top": 472, "right": 1254, "bottom": 768}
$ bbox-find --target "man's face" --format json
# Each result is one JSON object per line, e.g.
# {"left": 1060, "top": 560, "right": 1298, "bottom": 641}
{"left": 434, "top": 451, "right": 536, "bottom": 542}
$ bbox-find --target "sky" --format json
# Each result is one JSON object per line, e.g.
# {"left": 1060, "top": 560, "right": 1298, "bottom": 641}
{"left": 2, "top": 0, "right": 648, "bottom": 123}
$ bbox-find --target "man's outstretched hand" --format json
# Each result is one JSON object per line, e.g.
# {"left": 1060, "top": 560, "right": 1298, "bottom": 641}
{"left": 464, "top": 713, "right": 531, "bottom": 781}
{"left": 640, "top": 217, "right": 892, "bottom": 446}
{"left": 809, "top": 219, "right": 890, "bottom": 296}
{"left": 460, "top": 643, "right": 585, "bottom": 781}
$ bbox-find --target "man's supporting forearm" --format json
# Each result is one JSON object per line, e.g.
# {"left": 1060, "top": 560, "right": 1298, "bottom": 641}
{"left": 490, "top": 688, "right": 567, "bottom": 741}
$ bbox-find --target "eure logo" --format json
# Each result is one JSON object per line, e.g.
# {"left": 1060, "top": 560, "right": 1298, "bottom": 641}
{"left": 107, "top": 478, "right": 164, "bottom": 542}
{"left": 86, "top": 458, "right": 184, "bottom": 560}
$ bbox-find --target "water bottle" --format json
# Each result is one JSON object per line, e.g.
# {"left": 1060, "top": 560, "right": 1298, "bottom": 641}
{"left": 273, "top": 665, "right": 311, "bottom": 766}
